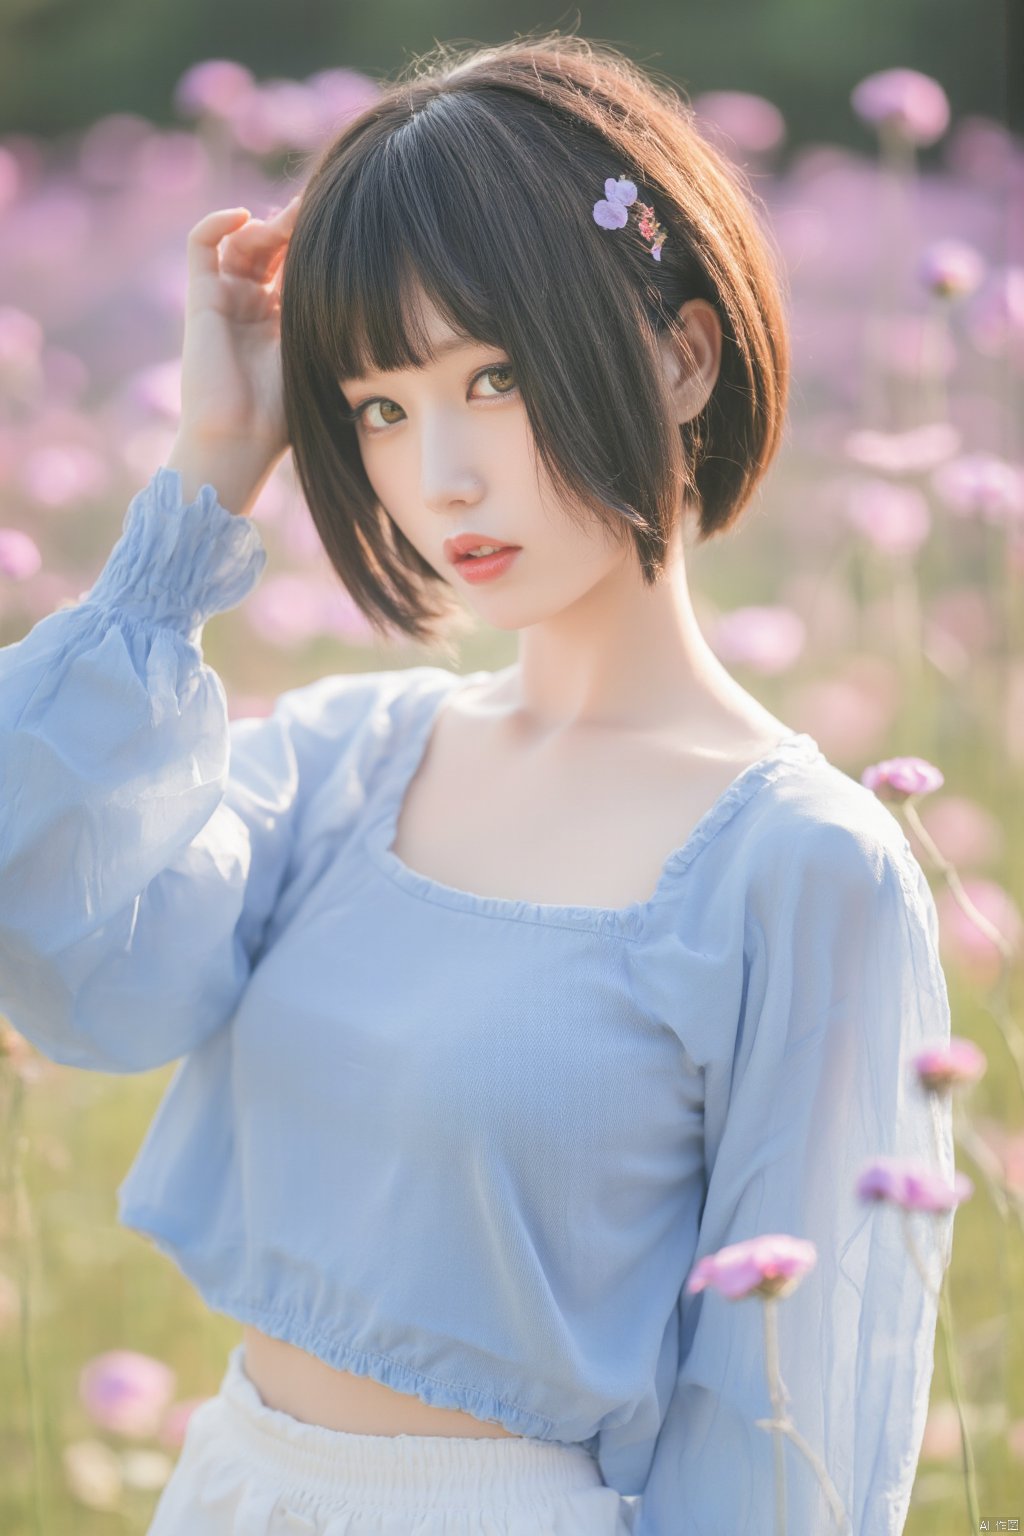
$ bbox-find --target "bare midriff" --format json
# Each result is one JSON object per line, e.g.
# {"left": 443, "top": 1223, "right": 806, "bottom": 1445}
{"left": 241, "top": 1325, "right": 524, "bottom": 1437}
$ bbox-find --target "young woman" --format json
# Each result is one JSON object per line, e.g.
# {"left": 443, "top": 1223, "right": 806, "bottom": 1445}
{"left": 0, "top": 31, "right": 954, "bottom": 1536}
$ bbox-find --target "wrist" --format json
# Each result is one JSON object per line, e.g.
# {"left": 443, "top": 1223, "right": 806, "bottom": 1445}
{"left": 165, "top": 432, "right": 284, "bottom": 517}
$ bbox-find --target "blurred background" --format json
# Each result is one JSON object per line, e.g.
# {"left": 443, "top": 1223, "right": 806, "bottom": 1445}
{"left": 1, "top": 4, "right": 1022, "bottom": 1533}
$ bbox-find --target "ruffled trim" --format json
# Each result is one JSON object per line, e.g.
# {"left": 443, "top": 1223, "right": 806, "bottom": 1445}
{"left": 84, "top": 466, "right": 267, "bottom": 642}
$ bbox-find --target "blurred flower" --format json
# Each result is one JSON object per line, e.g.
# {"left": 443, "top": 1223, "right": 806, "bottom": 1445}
{"left": 0, "top": 1021, "right": 50, "bottom": 1082}
{"left": 304, "top": 67, "right": 382, "bottom": 134}
{"left": 692, "top": 91, "right": 786, "bottom": 155}
{"left": 223, "top": 78, "right": 323, "bottom": 156}
{"left": 787, "top": 660, "right": 901, "bottom": 762}
{"left": 77, "top": 114, "right": 156, "bottom": 188}
{"left": 127, "top": 358, "right": 183, "bottom": 420}
{"left": 972, "top": 1116, "right": 1024, "bottom": 1197}
{"left": 0, "top": 144, "right": 21, "bottom": 215}
{"left": 118, "top": 1447, "right": 174, "bottom": 1491}
{"left": 17, "top": 444, "right": 111, "bottom": 508}
{"left": 174, "top": 59, "right": 255, "bottom": 120}
{"left": 0, "top": 527, "right": 41, "bottom": 578}
{"left": 41, "top": 346, "right": 90, "bottom": 406}
{"left": 920, "top": 1399, "right": 963, "bottom": 1460}
{"left": 945, "top": 116, "right": 1019, "bottom": 183}
{"left": 851, "top": 68, "right": 951, "bottom": 147}
{"left": 841, "top": 477, "right": 931, "bottom": 555}
{"left": 246, "top": 571, "right": 376, "bottom": 647}
{"left": 158, "top": 1395, "right": 211, "bottom": 1449}
{"left": 910, "top": 792, "right": 1002, "bottom": 867}
{"left": 856, "top": 1157, "right": 973, "bottom": 1212}
{"left": 936, "top": 878, "right": 1023, "bottom": 981}
{"left": 686, "top": 1234, "right": 817, "bottom": 1302}
{"left": 861, "top": 755, "right": 944, "bottom": 800}
{"left": 1010, "top": 1418, "right": 1024, "bottom": 1463}
{"left": 78, "top": 1350, "right": 177, "bottom": 1439}
{"left": 711, "top": 605, "right": 805, "bottom": 673}
{"left": 62, "top": 1438, "right": 123, "bottom": 1511}
{"left": 914, "top": 1037, "right": 987, "bottom": 1092}
{"left": 930, "top": 452, "right": 1024, "bottom": 524}
{"left": 925, "top": 587, "right": 999, "bottom": 662}
{"left": 917, "top": 239, "right": 986, "bottom": 300}
{"left": 0, "top": 304, "right": 44, "bottom": 395}
{"left": 965, "top": 266, "right": 1024, "bottom": 359}
{"left": 131, "top": 131, "right": 207, "bottom": 196}
{"left": 878, "top": 313, "right": 957, "bottom": 379}
{"left": 843, "top": 422, "right": 960, "bottom": 474}
{"left": 227, "top": 691, "right": 275, "bottom": 721}
{"left": 0, "top": 1269, "right": 18, "bottom": 1336}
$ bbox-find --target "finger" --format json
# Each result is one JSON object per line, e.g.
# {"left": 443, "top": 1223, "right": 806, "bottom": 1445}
{"left": 186, "top": 208, "right": 251, "bottom": 282}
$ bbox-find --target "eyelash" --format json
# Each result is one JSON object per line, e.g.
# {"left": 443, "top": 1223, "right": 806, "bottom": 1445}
{"left": 343, "top": 363, "right": 520, "bottom": 435}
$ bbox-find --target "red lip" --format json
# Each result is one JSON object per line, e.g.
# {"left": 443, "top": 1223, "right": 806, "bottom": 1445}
{"left": 443, "top": 532, "right": 522, "bottom": 564}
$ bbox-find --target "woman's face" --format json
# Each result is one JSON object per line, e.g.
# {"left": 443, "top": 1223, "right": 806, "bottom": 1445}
{"left": 337, "top": 295, "right": 632, "bottom": 632}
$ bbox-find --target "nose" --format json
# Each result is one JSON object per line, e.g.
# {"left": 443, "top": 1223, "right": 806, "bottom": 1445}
{"left": 419, "top": 416, "right": 484, "bottom": 510}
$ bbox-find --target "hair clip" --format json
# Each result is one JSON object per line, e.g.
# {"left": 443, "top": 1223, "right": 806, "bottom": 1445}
{"left": 593, "top": 174, "right": 668, "bottom": 261}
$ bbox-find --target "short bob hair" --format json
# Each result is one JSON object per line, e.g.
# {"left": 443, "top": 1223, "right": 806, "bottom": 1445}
{"left": 280, "top": 29, "right": 791, "bottom": 650}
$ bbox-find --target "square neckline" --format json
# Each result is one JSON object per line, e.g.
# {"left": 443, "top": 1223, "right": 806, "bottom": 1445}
{"left": 365, "top": 668, "right": 822, "bottom": 937}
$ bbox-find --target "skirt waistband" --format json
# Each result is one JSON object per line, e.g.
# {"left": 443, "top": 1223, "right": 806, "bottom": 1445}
{"left": 211, "top": 1343, "right": 604, "bottom": 1504}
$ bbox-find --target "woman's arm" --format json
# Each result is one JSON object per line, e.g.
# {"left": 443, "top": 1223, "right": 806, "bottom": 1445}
{"left": 638, "top": 823, "right": 956, "bottom": 1534}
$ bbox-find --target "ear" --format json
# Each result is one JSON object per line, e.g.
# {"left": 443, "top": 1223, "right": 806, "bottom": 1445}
{"left": 657, "top": 299, "right": 723, "bottom": 424}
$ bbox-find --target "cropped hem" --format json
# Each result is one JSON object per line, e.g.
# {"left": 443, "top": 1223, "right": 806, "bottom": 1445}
{"left": 118, "top": 1204, "right": 559, "bottom": 1443}
{"left": 84, "top": 465, "right": 267, "bottom": 641}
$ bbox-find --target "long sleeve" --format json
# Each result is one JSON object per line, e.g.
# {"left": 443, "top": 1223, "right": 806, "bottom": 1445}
{"left": 0, "top": 467, "right": 296, "bottom": 1073}
{"left": 638, "top": 820, "right": 956, "bottom": 1536}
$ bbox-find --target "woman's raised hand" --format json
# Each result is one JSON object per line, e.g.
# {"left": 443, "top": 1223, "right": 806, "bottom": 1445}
{"left": 177, "top": 197, "right": 302, "bottom": 463}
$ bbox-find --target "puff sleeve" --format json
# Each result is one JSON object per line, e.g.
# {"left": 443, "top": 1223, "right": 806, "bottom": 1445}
{"left": 1, "top": 467, "right": 301, "bottom": 1073}
{"left": 637, "top": 821, "right": 957, "bottom": 1536}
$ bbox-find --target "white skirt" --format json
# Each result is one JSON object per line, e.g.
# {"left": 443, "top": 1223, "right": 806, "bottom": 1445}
{"left": 146, "top": 1343, "right": 639, "bottom": 1535}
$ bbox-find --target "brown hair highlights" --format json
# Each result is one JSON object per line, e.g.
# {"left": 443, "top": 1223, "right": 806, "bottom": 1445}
{"left": 280, "top": 29, "right": 791, "bottom": 649}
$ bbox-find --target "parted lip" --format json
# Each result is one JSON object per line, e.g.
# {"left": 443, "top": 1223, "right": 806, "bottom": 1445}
{"left": 443, "top": 533, "right": 521, "bottom": 563}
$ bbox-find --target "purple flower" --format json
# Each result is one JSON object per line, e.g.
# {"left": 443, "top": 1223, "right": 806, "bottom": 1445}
{"left": 930, "top": 452, "right": 1024, "bottom": 525}
{"left": 918, "top": 239, "right": 986, "bottom": 300}
{"left": 861, "top": 755, "right": 944, "bottom": 801}
{"left": 686, "top": 1234, "right": 817, "bottom": 1302}
{"left": 913, "top": 1037, "right": 987, "bottom": 1092}
{"left": 173, "top": 59, "right": 255, "bottom": 120}
{"left": 78, "top": 1350, "right": 177, "bottom": 1439}
{"left": 593, "top": 175, "right": 637, "bottom": 230}
{"left": 851, "top": 68, "right": 951, "bottom": 147}
{"left": 856, "top": 1156, "right": 974, "bottom": 1212}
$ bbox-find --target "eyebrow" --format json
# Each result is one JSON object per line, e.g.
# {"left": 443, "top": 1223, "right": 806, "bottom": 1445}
{"left": 339, "top": 334, "right": 480, "bottom": 385}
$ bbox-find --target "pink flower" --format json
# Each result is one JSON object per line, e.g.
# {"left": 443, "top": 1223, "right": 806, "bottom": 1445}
{"left": 935, "top": 878, "right": 1023, "bottom": 982}
{"left": 157, "top": 1396, "right": 211, "bottom": 1450}
{"left": 851, "top": 68, "right": 951, "bottom": 146}
{"left": 856, "top": 1156, "right": 973, "bottom": 1212}
{"left": 861, "top": 755, "right": 944, "bottom": 801}
{"left": 711, "top": 605, "right": 805, "bottom": 674}
{"left": 930, "top": 452, "right": 1024, "bottom": 525}
{"left": 965, "top": 265, "right": 1024, "bottom": 359}
{"left": 692, "top": 91, "right": 786, "bottom": 155}
{"left": 913, "top": 1037, "right": 987, "bottom": 1092}
{"left": 843, "top": 422, "right": 960, "bottom": 475}
{"left": 842, "top": 478, "right": 931, "bottom": 555}
{"left": 686, "top": 1234, "right": 817, "bottom": 1302}
{"left": 78, "top": 1350, "right": 177, "bottom": 1439}
{"left": 917, "top": 239, "right": 986, "bottom": 300}
{"left": 173, "top": 59, "right": 255, "bottom": 120}
{"left": 0, "top": 527, "right": 41, "bottom": 579}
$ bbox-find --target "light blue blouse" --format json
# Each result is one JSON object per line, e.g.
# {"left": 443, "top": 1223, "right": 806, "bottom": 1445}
{"left": 0, "top": 467, "right": 956, "bottom": 1533}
